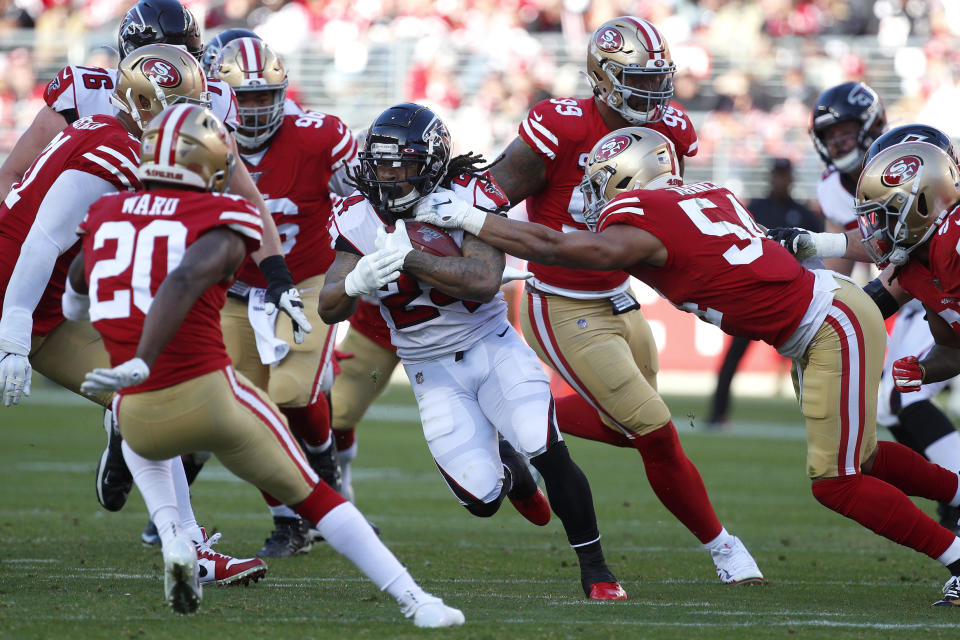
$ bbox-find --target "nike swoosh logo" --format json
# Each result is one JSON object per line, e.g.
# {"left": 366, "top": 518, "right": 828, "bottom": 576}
{"left": 497, "top": 328, "right": 509, "bottom": 337}
{"left": 433, "top": 199, "right": 452, "bottom": 206}
{"left": 532, "top": 112, "right": 542, "bottom": 122}
{"left": 63, "top": 68, "right": 71, "bottom": 79}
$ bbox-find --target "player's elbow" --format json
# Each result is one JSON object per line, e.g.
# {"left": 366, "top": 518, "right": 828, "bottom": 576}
{"left": 317, "top": 287, "right": 354, "bottom": 325}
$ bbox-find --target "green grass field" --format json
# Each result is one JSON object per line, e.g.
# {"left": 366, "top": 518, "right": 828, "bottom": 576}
{"left": 1, "top": 384, "right": 958, "bottom": 638}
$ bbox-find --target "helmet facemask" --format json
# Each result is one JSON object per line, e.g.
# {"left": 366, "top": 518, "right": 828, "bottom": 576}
{"left": 601, "top": 62, "right": 674, "bottom": 125}
{"left": 234, "top": 85, "right": 287, "bottom": 149}
{"left": 357, "top": 143, "right": 437, "bottom": 214}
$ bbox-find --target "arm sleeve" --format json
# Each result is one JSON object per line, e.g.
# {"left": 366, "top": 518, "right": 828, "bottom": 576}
{"left": 0, "top": 170, "right": 115, "bottom": 351}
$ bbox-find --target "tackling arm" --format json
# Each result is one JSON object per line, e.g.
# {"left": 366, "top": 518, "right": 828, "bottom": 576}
{"left": 402, "top": 234, "right": 504, "bottom": 303}
{"left": 0, "top": 107, "right": 67, "bottom": 201}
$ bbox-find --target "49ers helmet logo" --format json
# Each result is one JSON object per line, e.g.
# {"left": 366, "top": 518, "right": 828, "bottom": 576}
{"left": 596, "top": 28, "right": 624, "bottom": 53}
{"left": 593, "top": 135, "right": 631, "bottom": 161}
{"left": 141, "top": 58, "right": 182, "bottom": 88}
{"left": 881, "top": 156, "right": 921, "bottom": 187}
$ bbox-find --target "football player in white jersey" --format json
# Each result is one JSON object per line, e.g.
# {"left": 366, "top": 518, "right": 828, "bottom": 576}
{"left": 320, "top": 103, "right": 627, "bottom": 600}
{"left": 771, "top": 120, "right": 960, "bottom": 532}
{"left": 0, "top": 0, "right": 312, "bottom": 515}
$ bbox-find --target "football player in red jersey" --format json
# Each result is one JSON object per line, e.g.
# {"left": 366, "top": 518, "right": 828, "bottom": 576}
{"left": 209, "top": 37, "right": 358, "bottom": 555}
{"left": 0, "top": 44, "right": 269, "bottom": 588}
{"left": 485, "top": 16, "right": 761, "bottom": 586}
{"left": 415, "top": 127, "right": 960, "bottom": 605}
{"left": 0, "top": 0, "right": 312, "bottom": 516}
{"left": 68, "top": 104, "right": 463, "bottom": 625}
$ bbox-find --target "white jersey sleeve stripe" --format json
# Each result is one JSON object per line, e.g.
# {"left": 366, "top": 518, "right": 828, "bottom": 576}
{"left": 521, "top": 118, "right": 556, "bottom": 160}
{"left": 528, "top": 118, "right": 558, "bottom": 145}
{"left": 330, "top": 128, "right": 353, "bottom": 160}
{"left": 82, "top": 152, "right": 132, "bottom": 189}
{"left": 226, "top": 223, "right": 263, "bottom": 242}
{"left": 95, "top": 145, "right": 139, "bottom": 176}
{"left": 220, "top": 211, "right": 264, "bottom": 227}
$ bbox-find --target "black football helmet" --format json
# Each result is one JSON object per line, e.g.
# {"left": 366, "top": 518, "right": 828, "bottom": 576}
{"left": 354, "top": 103, "right": 451, "bottom": 216}
{"left": 810, "top": 81, "right": 886, "bottom": 173}
{"left": 864, "top": 123, "right": 957, "bottom": 168}
{"left": 201, "top": 28, "right": 258, "bottom": 75}
{"left": 118, "top": 0, "right": 204, "bottom": 61}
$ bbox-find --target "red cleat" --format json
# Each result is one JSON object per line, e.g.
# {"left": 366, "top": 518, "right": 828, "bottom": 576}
{"left": 195, "top": 530, "right": 267, "bottom": 587}
{"left": 588, "top": 581, "right": 627, "bottom": 600}
{"left": 509, "top": 488, "right": 551, "bottom": 526}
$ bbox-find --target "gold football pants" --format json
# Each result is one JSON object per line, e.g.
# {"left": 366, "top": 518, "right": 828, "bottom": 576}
{"left": 30, "top": 320, "right": 113, "bottom": 408}
{"left": 331, "top": 327, "right": 400, "bottom": 431}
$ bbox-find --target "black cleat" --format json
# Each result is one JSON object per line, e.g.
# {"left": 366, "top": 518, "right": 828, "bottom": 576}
{"left": 937, "top": 503, "right": 960, "bottom": 534}
{"left": 934, "top": 576, "right": 960, "bottom": 607}
{"left": 299, "top": 437, "right": 342, "bottom": 494}
{"left": 95, "top": 409, "right": 133, "bottom": 511}
{"left": 256, "top": 516, "right": 312, "bottom": 558}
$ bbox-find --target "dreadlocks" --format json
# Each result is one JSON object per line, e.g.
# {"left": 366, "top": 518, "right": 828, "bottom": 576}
{"left": 440, "top": 152, "right": 499, "bottom": 189}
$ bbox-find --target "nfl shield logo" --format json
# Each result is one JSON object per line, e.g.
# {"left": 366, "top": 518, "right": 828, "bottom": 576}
{"left": 415, "top": 371, "right": 424, "bottom": 384}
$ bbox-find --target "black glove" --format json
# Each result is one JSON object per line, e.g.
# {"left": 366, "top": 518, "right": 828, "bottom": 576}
{"left": 259, "top": 255, "right": 312, "bottom": 344}
{"left": 765, "top": 227, "right": 814, "bottom": 259}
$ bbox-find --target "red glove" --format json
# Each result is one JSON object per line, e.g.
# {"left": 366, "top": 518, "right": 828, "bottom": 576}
{"left": 892, "top": 356, "right": 925, "bottom": 392}
{"left": 331, "top": 349, "right": 355, "bottom": 377}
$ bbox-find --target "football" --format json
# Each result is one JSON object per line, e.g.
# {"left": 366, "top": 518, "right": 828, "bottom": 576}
{"left": 397, "top": 220, "right": 462, "bottom": 258}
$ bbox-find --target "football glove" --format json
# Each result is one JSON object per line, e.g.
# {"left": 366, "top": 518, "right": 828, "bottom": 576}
{"left": 81, "top": 357, "right": 150, "bottom": 395}
{"left": 377, "top": 219, "right": 415, "bottom": 261}
{"left": 344, "top": 244, "right": 406, "bottom": 298}
{"left": 766, "top": 228, "right": 847, "bottom": 261}
{"left": 260, "top": 255, "right": 312, "bottom": 345}
{"left": 501, "top": 265, "right": 533, "bottom": 285}
{"left": 892, "top": 355, "right": 924, "bottom": 392}
{"left": 61, "top": 277, "right": 90, "bottom": 322}
{"left": 413, "top": 189, "right": 487, "bottom": 236}
{"left": 0, "top": 343, "right": 31, "bottom": 406}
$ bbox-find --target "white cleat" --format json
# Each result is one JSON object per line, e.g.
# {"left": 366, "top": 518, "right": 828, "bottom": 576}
{"left": 400, "top": 591, "right": 465, "bottom": 628}
{"left": 710, "top": 535, "right": 764, "bottom": 585}
{"left": 164, "top": 535, "right": 201, "bottom": 614}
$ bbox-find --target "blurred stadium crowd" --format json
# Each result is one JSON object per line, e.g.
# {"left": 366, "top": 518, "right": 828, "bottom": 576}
{"left": 0, "top": 0, "right": 958, "bottom": 198}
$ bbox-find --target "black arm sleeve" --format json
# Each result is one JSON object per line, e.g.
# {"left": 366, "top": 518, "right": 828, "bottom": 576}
{"left": 864, "top": 277, "right": 901, "bottom": 319}
{"left": 334, "top": 236, "right": 362, "bottom": 255}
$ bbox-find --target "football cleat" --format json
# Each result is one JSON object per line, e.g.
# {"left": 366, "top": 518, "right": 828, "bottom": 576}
{"left": 499, "top": 437, "right": 551, "bottom": 526}
{"left": 142, "top": 520, "right": 160, "bottom": 546}
{"left": 588, "top": 581, "right": 628, "bottom": 600}
{"left": 299, "top": 437, "right": 342, "bottom": 495}
{"left": 933, "top": 576, "right": 960, "bottom": 607}
{"left": 256, "top": 516, "right": 312, "bottom": 558}
{"left": 711, "top": 536, "right": 765, "bottom": 585}
{"left": 399, "top": 590, "right": 465, "bottom": 628}
{"left": 163, "top": 534, "right": 201, "bottom": 615}
{"left": 95, "top": 409, "right": 133, "bottom": 512}
{"left": 195, "top": 531, "right": 267, "bottom": 586}
{"left": 937, "top": 503, "right": 960, "bottom": 535}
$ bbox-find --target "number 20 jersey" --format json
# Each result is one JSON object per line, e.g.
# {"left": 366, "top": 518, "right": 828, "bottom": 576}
{"left": 518, "top": 97, "right": 699, "bottom": 296}
{"left": 79, "top": 189, "right": 263, "bottom": 393}
{"left": 595, "top": 182, "right": 816, "bottom": 350}
{"left": 330, "top": 175, "right": 509, "bottom": 363}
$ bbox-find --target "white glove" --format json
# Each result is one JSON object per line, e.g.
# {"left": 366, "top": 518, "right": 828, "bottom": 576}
{"left": 264, "top": 287, "right": 313, "bottom": 345}
{"left": 413, "top": 189, "right": 487, "bottom": 236}
{"left": 61, "top": 277, "right": 91, "bottom": 322}
{"left": 81, "top": 357, "right": 150, "bottom": 395}
{"left": 344, "top": 246, "right": 406, "bottom": 298}
{"left": 377, "top": 220, "right": 415, "bottom": 260}
{"left": 0, "top": 346, "right": 32, "bottom": 406}
{"left": 501, "top": 265, "right": 533, "bottom": 285}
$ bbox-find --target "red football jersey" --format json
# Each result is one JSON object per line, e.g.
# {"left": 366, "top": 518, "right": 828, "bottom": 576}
{"left": 350, "top": 299, "right": 395, "bottom": 351}
{"left": 235, "top": 112, "right": 357, "bottom": 287}
{"left": 596, "top": 181, "right": 815, "bottom": 348}
{"left": 0, "top": 115, "right": 140, "bottom": 335}
{"left": 898, "top": 204, "right": 960, "bottom": 333}
{"left": 80, "top": 189, "right": 263, "bottom": 393}
{"left": 517, "top": 96, "right": 698, "bottom": 294}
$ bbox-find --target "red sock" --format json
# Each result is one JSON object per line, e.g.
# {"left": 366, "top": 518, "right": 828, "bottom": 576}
{"left": 554, "top": 394, "right": 633, "bottom": 448}
{"left": 260, "top": 489, "right": 282, "bottom": 507}
{"left": 867, "top": 440, "right": 959, "bottom": 503}
{"left": 281, "top": 394, "right": 331, "bottom": 448}
{"left": 334, "top": 427, "right": 355, "bottom": 452}
{"left": 632, "top": 422, "right": 723, "bottom": 543}
{"left": 812, "top": 474, "right": 955, "bottom": 559}
{"left": 294, "top": 481, "right": 347, "bottom": 526}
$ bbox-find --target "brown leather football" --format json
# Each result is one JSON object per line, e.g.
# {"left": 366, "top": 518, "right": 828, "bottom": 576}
{"left": 395, "top": 220, "right": 462, "bottom": 257}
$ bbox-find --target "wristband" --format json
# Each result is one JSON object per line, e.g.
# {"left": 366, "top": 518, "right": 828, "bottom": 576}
{"left": 810, "top": 232, "right": 848, "bottom": 259}
{"left": 258, "top": 254, "right": 294, "bottom": 288}
{"left": 863, "top": 278, "right": 901, "bottom": 319}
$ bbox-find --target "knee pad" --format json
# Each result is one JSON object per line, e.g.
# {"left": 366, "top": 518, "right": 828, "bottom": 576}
{"left": 268, "top": 369, "right": 309, "bottom": 407}
{"left": 611, "top": 393, "right": 671, "bottom": 437}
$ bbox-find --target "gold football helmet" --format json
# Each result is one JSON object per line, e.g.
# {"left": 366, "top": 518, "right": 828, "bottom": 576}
{"left": 855, "top": 141, "right": 960, "bottom": 265}
{"left": 111, "top": 43, "right": 210, "bottom": 133}
{"left": 580, "top": 127, "right": 681, "bottom": 230}
{"left": 586, "top": 16, "right": 675, "bottom": 125}
{"left": 140, "top": 104, "right": 235, "bottom": 193}
{"left": 213, "top": 37, "right": 288, "bottom": 149}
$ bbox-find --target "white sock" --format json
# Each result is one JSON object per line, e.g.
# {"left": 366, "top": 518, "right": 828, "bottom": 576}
{"left": 317, "top": 502, "right": 417, "bottom": 596}
{"left": 926, "top": 432, "right": 960, "bottom": 473}
{"left": 170, "top": 456, "right": 203, "bottom": 543}
{"left": 301, "top": 434, "right": 333, "bottom": 455}
{"left": 703, "top": 527, "right": 733, "bottom": 552}
{"left": 121, "top": 442, "right": 181, "bottom": 548}
{"left": 339, "top": 442, "right": 358, "bottom": 503}
{"left": 938, "top": 538, "right": 960, "bottom": 566}
{"left": 338, "top": 442, "right": 358, "bottom": 463}
{"left": 270, "top": 504, "right": 298, "bottom": 519}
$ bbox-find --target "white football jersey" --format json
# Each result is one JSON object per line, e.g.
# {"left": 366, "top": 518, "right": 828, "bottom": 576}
{"left": 44, "top": 65, "right": 239, "bottom": 131}
{"left": 331, "top": 175, "right": 509, "bottom": 363}
{"left": 816, "top": 168, "right": 856, "bottom": 229}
